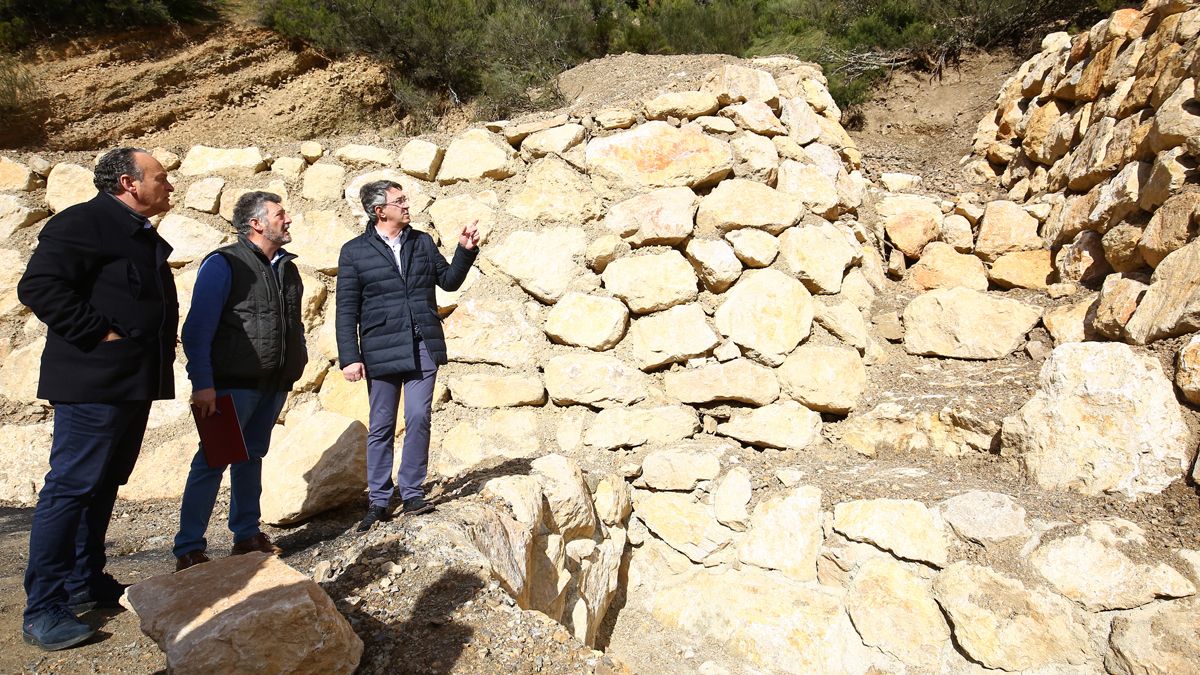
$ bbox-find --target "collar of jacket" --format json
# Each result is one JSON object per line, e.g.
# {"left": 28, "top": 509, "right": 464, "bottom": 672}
{"left": 97, "top": 193, "right": 154, "bottom": 236}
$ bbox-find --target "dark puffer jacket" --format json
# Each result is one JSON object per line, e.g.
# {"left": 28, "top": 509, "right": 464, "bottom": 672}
{"left": 335, "top": 227, "right": 477, "bottom": 377}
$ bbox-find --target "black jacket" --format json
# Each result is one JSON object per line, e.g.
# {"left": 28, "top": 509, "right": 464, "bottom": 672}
{"left": 207, "top": 236, "right": 308, "bottom": 389}
{"left": 18, "top": 194, "right": 179, "bottom": 402}
{"left": 335, "top": 226, "right": 477, "bottom": 377}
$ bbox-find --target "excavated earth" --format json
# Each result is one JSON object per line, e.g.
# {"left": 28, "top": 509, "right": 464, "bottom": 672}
{"left": 0, "top": 22, "right": 1198, "bottom": 675}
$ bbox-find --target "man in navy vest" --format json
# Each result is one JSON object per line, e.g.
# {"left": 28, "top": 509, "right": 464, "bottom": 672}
{"left": 336, "top": 180, "right": 478, "bottom": 532}
{"left": 18, "top": 148, "right": 177, "bottom": 650}
{"left": 172, "top": 191, "right": 308, "bottom": 572}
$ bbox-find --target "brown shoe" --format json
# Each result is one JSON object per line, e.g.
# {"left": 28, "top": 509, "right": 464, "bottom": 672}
{"left": 175, "top": 550, "right": 211, "bottom": 572}
{"left": 231, "top": 532, "right": 282, "bottom": 556}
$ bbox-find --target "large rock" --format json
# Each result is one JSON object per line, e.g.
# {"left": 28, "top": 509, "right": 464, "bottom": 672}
{"left": 1001, "top": 342, "right": 1192, "bottom": 498}
{"left": 627, "top": 303, "right": 718, "bottom": 370}
{"left": 1176, "top": 333, "right": 1200, "bottom": 404}
{"left": 260, "top": 411, "right": 366, "bottom": 525}
{"left": 695, "top": 178, "right": 800, "bottom": 234}
{"left": 637, "top": 445, "right": 722, "bottom": 491}
{"left": 585, "top": 121, "right": 732, "bottom": 188}
{"left": 604, "top": 186, "right": 696, "bottom": 247}
{"left": 726, "top": 228, "right": 778, "bottom": 267}
{"left": 1124, "top": 239, "right": 1200, "bottom": 344}
{"left": 544, "top": 353, "right": 647, "bottom": 408}
{"left": 903, "top": 287, "right": 1042, "bottom": 359}
{"left": 907, "top": 241, "right": 988, "bottom": 291}
{"left": 1148, "top": 77, "right": 1200, "bottom": 151}
{"left": 975, "top": 200, "right": 1043, "bottom": 261}
{"left": 428, "top": 191, "right": 497, "bottom": 248}
{"left": 712, "top": 467, "right": 751, "bottom": 531}
{"left": 684, "top": 238, "right": 741, "bottom": 293}
{"left": 582, "top": 405, "right": 698, "bottom": 452}
{"left": 184, "top": 177, "right": 224, "bottom": 214}
{"left": 1138, "top": 192, "right": 1200, "bottom": 268}
{"left": 286, "top": 210, "right": 358, "bottom": 274}
{"left": 332, "top": 144, "right": 396, "bottom": 167}
{"left": 777, "top": 220, "right": 859, "bottom": 293}
{"left": 300, "top": 163, "right": 346, "bottom": 201}
{"left": 938, "top": 491, "right": 1030, "bottom": 548}
{"left": 730, "top": 133, "right": 780, "bottom": 183}
{"left": 644, "top": 91, "right": 719, "bottom": 120}
{"left": 0, "top": 423, "right": 51, "bottom": 505}
{"left": 444, "top": 298, "right": 546, "bottom": 367}
{"left": 437, "top": 409, "right": 540, "bottom": 477}
{"left": 398, "top": 138, "right": 444, "bottom": 180}
{"left": 717, "top": 400, "right": 821, "bottom": 450}
{"left": 737, "top": 486, "right": 823, "bottom": 581}
{"left": 156, "top": 214, "right": 232, "bottom": 266}
{"left": 127, "top": 553, "right": 362, "bottom": 674}
{"left": 833, "top": 498, "right": 950, "bottom": 567}
{"left": 877, "top": 194, "right": 942, "bottom": 258}
{"left": 1106, "top": 599, "right": 1200, "bottom": 675}
{"left": 932, "top": 562, "right": 1091, "bottom": 672}
{"left": 776, "top": 162, "right": 838, "bottom": 216}
{"left": 713, "top": 269, "right": 813, "bottom": 366}
{"left": 847, "top": 558, "right": 949, "bottom": 670}
{"left": 720, "top": 101, "right": 786, "bottom": 136}
{"left": 448, "top": 373, "right": 545, "bottom": 408}
{"left": 777, "top": 344, "right": 866, "bottom": 414}
{"left": 633, "top": 491, "right": 731, "bottom": 563}
{"left": 0, "top": 194, "right": 47, "bottom": 240}
{"left": 1043, "top": 293, "right": 1101, "bottom": 344}
{"left": 702, "top": 64, "right": 780, "bottom": 108}
{"left": 0, "top": 156, "right": 35, "bottom": 190}
{"left": 45, "top": 163, "right": 97, "bottom": 212}
{"left": 179, "top": 146, "right": 267, "bottom": 176}
{"left": 663, "top": 358, "right": 779, "bottom": 405}
{"left": 601, "top": 250, "right": 698, "bottom": 314}
{"left": 543, "top": 292, "right": 628, "bottom": 350}
{"left": 438, "top": 129, "right": 520, "bottom": 184}
{"left": 1031, "top": 530, "right": 1194, "bottom": 611}
{"left": 989, "top": 249, "right": 1054, "bottom": 290}
{"left": 520, "top": 123, "right": 586, "bottom": 159}
{"left": 505, "top": 157, "right": 601, "bottom": 224}
{"left": 531, "top": 454, "right": 597, "bottom": 541}
{"left": 487, "top": 226, "right": 587, "bottom": 303}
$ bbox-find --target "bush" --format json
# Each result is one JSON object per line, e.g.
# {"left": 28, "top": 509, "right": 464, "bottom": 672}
{"left": 0, "top": 0, "right": 221, "bottom": 49}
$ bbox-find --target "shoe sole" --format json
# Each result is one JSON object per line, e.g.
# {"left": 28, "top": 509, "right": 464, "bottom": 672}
{"left": 403, "top": 504, "right": 435, "bottom": 516}
{"left": 23, "top": 627, "right": 96, "bottom": 651}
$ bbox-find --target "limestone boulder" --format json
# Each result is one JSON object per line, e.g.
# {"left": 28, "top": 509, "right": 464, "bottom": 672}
{"left": 702, "top": 64, "right": 779, "bottom": 108}
{"left": 0, "top": 194, "right": 47, "bottom": 240}
{"left": 1056, "top": 229, "right": 1112, "bottom": 284}
{"left": 398, "top": 139, "right": 444, "bottom": 180}
{"left": 737, "top": 486, "right": 823, "bottom": 582}
{"left": 725, "top": 228, "right": 778, "bottom": 267}
{"left": 0, "top": 423, "right": 51, "bottom": 505}
{"left": 776, "top": 161, "right": 838, "bottom": 217}
{"left": 1031, "top": 530, "right": 1194, "bottom": 611}
{"left": 544, "top": 353, "right": 647, "bottom": 408}
{"left": 439, "top": 129, "right": 520, "bottom": 184}
{"left": 601, "top": 250, "right": 698, "bottom": 314}
{"left": 593, "top": 474, "right": 632, "bottom": 527}
{"left": 448, "top": 373, "right": 544, "bottom": 408}
{"left": 505, "top": 157, "right": 601, "bottom": 224}
{"left": 778, "top": 344, "right": 865, "bottom": 414}
{"left": 627, "top": 303, "right": 718, "bottom": 370}
{"left": 695, "top": 178, "right": 800, "bottom": 234}
{"left": 127, "top": 553, "right": 362, "bottom": 675}
{"left": 813, "top": 300, "right": 869, "bottom": 351}
{"left": 184, "top": 177, "right": 224, "bottom": 214}
{"left": 437, "top": 409, "right": 541, "bottom": 477}
{"left": 300, "top": 163, "right": 346, "bottom": 201}
{"left": 643, "top": 92, "right": 719, "bottom": 120}
{"left": 0, "top": 338, "right": 43, "bottom": 402}
{"left": 595, "top": 107, "right": 636, "bottom": 130}
{"left": 714, "top": 269, "right": 813, "bottom": 366}
{"left": 179, "top": 146, "right": 267, "bottom": 176}
{"left": 988, "top": 249, "right": 1054, "bottom": 290}
{"left": 637, "top": 446, "right": 722, "bottom": 491}
{"left": 938, "top": 491, "right": 1031, "bottom": 548}
{"left": 1125, "top": 239, "right": 1200, "bottom": 344}
{"left": 1044, "top": 293, "right": 1101, "bottom": 344}
{"left": 833, "top": 498, "right": 950, "bottom": 567}
{"left": 1106, "top": 599, "right": 1200, "bottom": 675}
{"left": 286, "top": 210, "right": 357, "bottom": 274}
{"left": 0, "top": 156, "right": 36, "bottom": 190}
{"left": 45, "top": 163, "right": 97, "bottom": 212}
{"left": 543, "top": 292, "right": 628, "bottom": 350}
{"left": 975, "top": 200, "right": 1043, "bottom": 261}
{"left": 730, "top": 133, "right": 779, "bottom": 183}
{"left": 877, "top": 194, "right": 942, "bottom": 258}
{"left": 332, "top": 144, "right": 396, "bottom": 167}
{"left": 487, "top": 226, "right": 587, "bottom": 303}
{"left": 1176, "top": 333, "right": 1200, "bottom": 404}
{"left": 604, "top": 186, "right": 696, "bottom": 247}
{"left": 779, "top": 96, "right": 821, "bottom": 143}
{"left": 260, "top": 411, "right": 366, "bottom": 525}
{"left": 903, "top": 287, "right": 1042, "bottom": 359}
{"left": 583, "top": 405, "right": 699, "bottom": 452}
{"left": 1001, "top": 342, "right": 1192, "bottom": 498}
{"left": 1138, "top": 192, "right": 1200, "bottom": 267}
{"left": 520, "top": 124, "right": 585, "bottom": 160}
{"left": 1148, "top": 77, "right": 1200, "bottom": 152}
{"left": 271, "top": 157, "right": 304, "bottom": 181}
{"left": 932, "top": 562, "right": 1091, "bottom": 672}
{"left": 940, "top": 214, "right": 974, "bottom": 251}
{"left": 1091, "top": 273, "right": 1147, "bottom": 340}
{"left": 156, "top": 214, "right": 232, "bottom": 266}
{"left": 428, "top": 192, "right": 497, "bottom": 248}
{"left": 717, "top": 400, "right": 821, "bottom": 450}
{"left": 684, "top": 238, "right": 741, "bottom": 293}
{"left": 444, "top": 298, "right": 546, "bottom": 368}
{"left": 777, "top": 220, "right": 859, "bottom": 293}
{"left": 633, "top": 491, "right": 731, "bottom": 563}
{"left": 663, "top": 358, "right": 779, "bottom": 405}
{"left": 720, "top": 101, "right": 786, "bottom": 136}
{"left": 906, "top": 242, "right": 988, "bottom": 291}
{"left": 585, "top": 121, "right": 732, "bottom": 188}
{"left": 531, "top": 454, "right": 597, "bottom": 541}
{"left": 847, "top": 558, "right": 950, "bottom": 670}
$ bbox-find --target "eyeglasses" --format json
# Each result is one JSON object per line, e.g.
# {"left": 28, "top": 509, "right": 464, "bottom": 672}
{"left": 381, "top": 197, "right": 409, "bottom": 208}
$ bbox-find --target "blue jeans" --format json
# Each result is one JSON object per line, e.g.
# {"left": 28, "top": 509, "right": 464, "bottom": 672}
{"left": 25, "top": 401, "right": 151, "bottom": 621}
{"left": 172, "top": 387, "right": 287, "bottom": 557}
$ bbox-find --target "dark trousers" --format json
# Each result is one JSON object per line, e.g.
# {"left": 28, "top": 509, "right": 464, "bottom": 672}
{"left": 366, "top": 341, "right": 437, "bottom": 506}
{"left": 24, "top": 401, "right": 151, "bottom": 620}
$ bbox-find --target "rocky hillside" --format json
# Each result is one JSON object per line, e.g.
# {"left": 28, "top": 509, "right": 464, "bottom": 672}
{"left": 0, "top": 1, "right": 1199, "bottom": 673}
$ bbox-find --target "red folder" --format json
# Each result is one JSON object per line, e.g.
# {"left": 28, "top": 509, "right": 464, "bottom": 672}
{"left": 192, "top": 394, "right": 249, "bottom": 469}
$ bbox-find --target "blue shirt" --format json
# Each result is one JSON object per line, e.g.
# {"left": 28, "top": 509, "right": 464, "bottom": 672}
{"left": 181, "top": 250, "right": 286, "bottom": 390}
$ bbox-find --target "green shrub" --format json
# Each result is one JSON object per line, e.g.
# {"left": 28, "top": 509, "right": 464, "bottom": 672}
{"left": 0, "top": 0, "right": 221, "bottom": 49}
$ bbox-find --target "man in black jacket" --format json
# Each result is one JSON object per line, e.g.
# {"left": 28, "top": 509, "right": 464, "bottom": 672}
{"left": 17, "top": 148, "right": 178, "bottom": 650}
{"left": 336, "top": 179, "right": 478, "bottom": 532}
{"left": 172, "top": 191, "right": 307, "bottom": 572}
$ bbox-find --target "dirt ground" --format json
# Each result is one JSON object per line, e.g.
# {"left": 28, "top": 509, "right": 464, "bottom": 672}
{"left": 1, "top": 25, "right": 1199, "bottom": 675}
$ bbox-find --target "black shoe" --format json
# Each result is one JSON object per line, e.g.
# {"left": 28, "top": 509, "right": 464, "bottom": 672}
{"left": 22, "top": 606, "right": 96, "bottom": 651}
{"left": 68, "top": 575, "right": 129, "bottom": 614}
{"left": 357, "top": 505, "right": 389, "bottom": 532}
{"left": 401, "top": 496, "right": 435, "bottom": 516}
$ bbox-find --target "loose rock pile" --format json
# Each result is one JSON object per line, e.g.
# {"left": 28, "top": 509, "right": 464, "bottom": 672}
{"left": 0, "top": 11, "right": 1198, "bottom": 672}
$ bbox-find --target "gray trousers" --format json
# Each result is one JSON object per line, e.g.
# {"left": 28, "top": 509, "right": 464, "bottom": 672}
{"left": 365, "top": 340, "right": 437, "bottom": 506}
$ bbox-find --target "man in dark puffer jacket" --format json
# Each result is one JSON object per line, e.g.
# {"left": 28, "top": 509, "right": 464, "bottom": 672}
{"left": 336, "top": 180, "right": 479, "bottom": 532}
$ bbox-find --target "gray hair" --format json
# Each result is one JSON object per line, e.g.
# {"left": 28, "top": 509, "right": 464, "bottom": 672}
{"left": 359, "top": 179, "right": 403, "bottom": 226}
{"left": 232, "top": 191, "right": 283, "bottom": 235}
{"left": 93, "top": 148, "right": 147, "bottom": 194}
